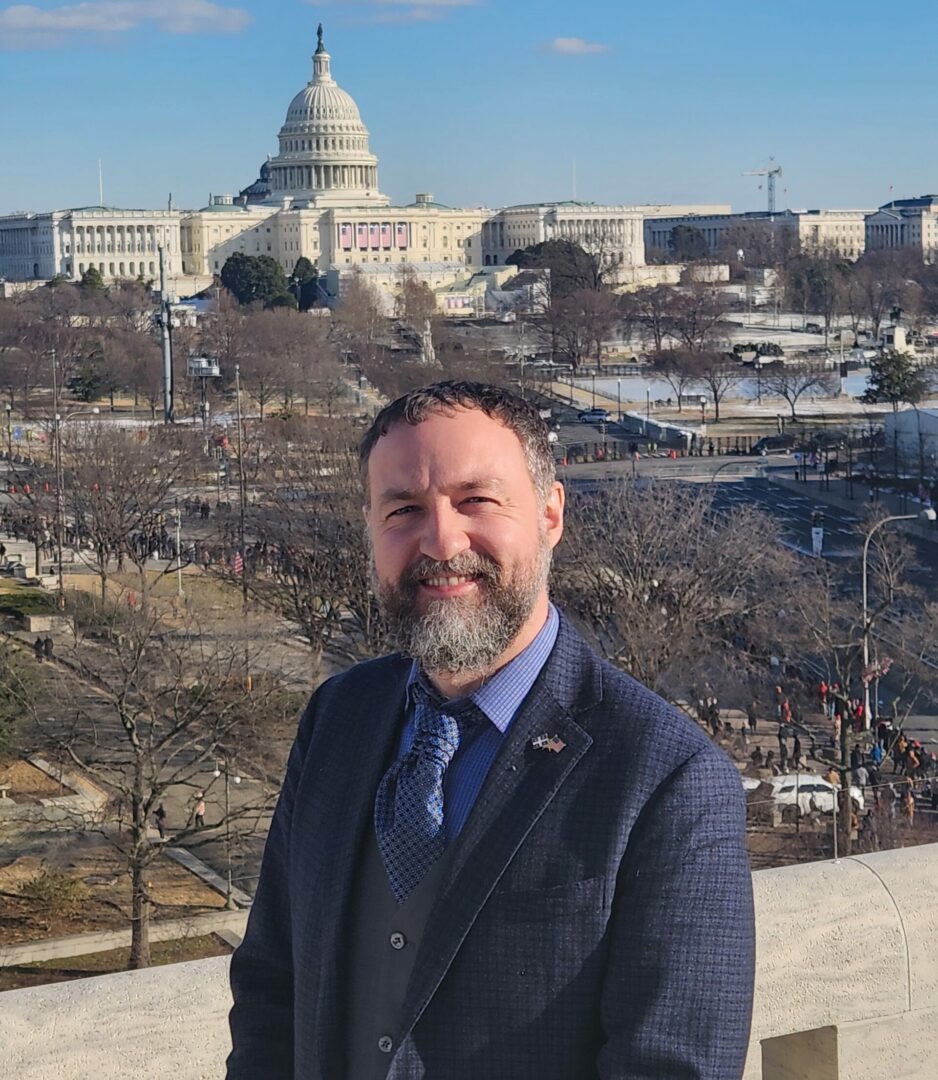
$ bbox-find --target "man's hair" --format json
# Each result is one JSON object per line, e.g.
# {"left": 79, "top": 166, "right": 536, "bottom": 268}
{"left": 359, "top": 380, "right": 556, "bottom": 504}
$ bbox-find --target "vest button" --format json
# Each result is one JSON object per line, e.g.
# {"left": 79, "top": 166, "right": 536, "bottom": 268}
{"left": 390, "top": 931, "right": 407, "bottom": 950}
{"left": 378, "top": 1035, "right": 394, "bottom": 1054}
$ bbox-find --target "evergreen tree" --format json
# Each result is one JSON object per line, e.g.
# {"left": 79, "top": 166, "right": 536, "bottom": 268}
{"left": 221, "top": 253, "right": 296, "bottom": 309}
{"left": 79, "top": 266, "right": 105, "bottom": 291}
{"left": 291, "top": 257, "right": 319, "bottom": 311}
{"left": 506, "top": 239, "right": 600, "bottom": 296}
{"left": 861, "top": 349, "right": 929, "bottom": 412}
{"left": 669, "top": 225, "right": 709, "bottom": 262}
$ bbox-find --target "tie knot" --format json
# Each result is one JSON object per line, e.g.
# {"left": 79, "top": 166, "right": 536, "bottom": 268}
{"left": 413, "top": 702, "right": 461, "bottom": 764}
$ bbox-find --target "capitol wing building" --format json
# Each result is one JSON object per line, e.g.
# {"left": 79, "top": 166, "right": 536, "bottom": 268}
{"left": 0, "top": 26, "right": 727, "bottom": 312}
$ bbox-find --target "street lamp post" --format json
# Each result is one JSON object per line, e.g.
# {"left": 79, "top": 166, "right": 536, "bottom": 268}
{"left": 617, "top": 379, "right": 622, "bottom": 423}
{"left": 4, "top": 404, "right": 11, "bottom": 458}
{"left": 234, "top": 363, "right": 249, "bottom": 612}
{"left": 52, "top": 404, "right": 100, "bottom": 609}
{"left": 172, "top": 507, "right": 183, "bottom": 598}
{"left": 861, "top": 509, "right": 937, "bottom": 728}
{"left": 213, "top": 756, "right": 242, "bottom": 910}
{"left": 591, "top": 373, "right": 596, "bottom": 409}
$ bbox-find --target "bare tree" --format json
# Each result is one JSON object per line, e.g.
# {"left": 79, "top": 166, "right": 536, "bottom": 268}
{"left": 238, "top": 309, "right": 289, "bottom": 420}
{"left": 200, "top": 290, "right": 246, "bottom": 375}
{"left": 4, "top": 451, "right": 58, "bottom": 575}
{"left": 853, "top": 252, "right": 906, "bottom": 342}
{"left": 242, "top": 428, "right": 390, "bottom": 670}
{"left": 719, "top": 220, "right": 798, "bottom": 271}
{"left": 648, "top": 349, "right": 702, "bottom": 412}
{"left": 394, "top": 265, "right": 437, "bottom": 329}
{"left": 63, "top": 425, "right": 188, "bottom": 602}
{"left": 2, "top": 284, "right": 80, "bottom": 415}
{"left": 789, "top": 519, "right": 938, "bottom": 851}
{"left": 29, "top": 595, "right": 281, "bottom": 968}
{"left": 695, "top": 351, "right": 739, "bottom": 422}
{"left": 118, "top": 327, "right": 163, "bottom": 416}
{"left": 669, "top": 283, "right": 730, "bottom": 353}
{"left": 334, "top": 269, "right": 385, "bottom": 369}
{"left": 623, "top": 284, "right": 677, "bottom": 353}
{"left": 554, "top": 483, "right": 803, "bottom": 699}
{"left": 759, "top": 367, "right": 837, "bottom": 419}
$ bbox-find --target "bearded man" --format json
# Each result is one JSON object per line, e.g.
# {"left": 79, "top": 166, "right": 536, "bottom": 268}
{"left": 227, "top": 381, "right": 755, "bottom": 1080}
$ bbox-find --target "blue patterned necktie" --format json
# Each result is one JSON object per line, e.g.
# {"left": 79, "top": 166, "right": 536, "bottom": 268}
{"left": 375, "top": 691, "right": 462, "bottom": 903}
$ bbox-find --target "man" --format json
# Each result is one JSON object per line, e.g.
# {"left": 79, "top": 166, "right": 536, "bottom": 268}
{"left": 227, "top": 382, "right": 754, "bottom": 1079}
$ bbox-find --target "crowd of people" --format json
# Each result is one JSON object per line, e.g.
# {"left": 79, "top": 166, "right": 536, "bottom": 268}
{"left": 705, "top": 679, "right": 938, "bottom": 835}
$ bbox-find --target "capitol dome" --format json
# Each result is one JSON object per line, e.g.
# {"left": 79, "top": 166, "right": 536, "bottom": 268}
{"left": 266, "top": 25, "right": 388, "bottom": 207}
{"left": 285, "top": 77, "right": 362, "bottom": 128}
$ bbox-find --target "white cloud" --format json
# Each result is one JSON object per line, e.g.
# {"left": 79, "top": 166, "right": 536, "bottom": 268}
{"left": 0, "top": 1, "right": 251, "bottom": 44}
{"left": 312, "top": 0, "right": 480, "bottom": 25}
{"left": 544, "top": 36, "right": 610, "bottom": 56}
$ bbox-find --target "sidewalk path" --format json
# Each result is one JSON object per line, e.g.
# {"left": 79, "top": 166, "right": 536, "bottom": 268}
{"left": 0, "top": 909, "right": 248, "bottom": 967}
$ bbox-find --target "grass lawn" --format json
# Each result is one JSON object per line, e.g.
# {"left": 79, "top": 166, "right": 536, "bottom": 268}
{"left": 0, "top": 933, "right": 232, "bottom": 992}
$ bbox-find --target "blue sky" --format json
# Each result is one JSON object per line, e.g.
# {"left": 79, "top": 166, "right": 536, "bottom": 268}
{"left": 2, "top": 0, "right": 938, "bottom": 215}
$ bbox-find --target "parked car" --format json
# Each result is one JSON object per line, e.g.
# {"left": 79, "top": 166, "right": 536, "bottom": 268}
{"left": 750, "top": 434, "right": 796, "bottom": 455}
{"left": 808, "top": 430, "right": 847, "bottom": 451}
{"left": 743, "top": 774, "right": 864, "bottom": 814}
{"left": 578, "top": 407, "right": 611, "bottom": 424}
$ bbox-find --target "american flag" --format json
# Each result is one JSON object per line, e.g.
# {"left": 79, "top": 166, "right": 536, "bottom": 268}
{"left": 233, "top": 552, "right": 244, "bottom": 575}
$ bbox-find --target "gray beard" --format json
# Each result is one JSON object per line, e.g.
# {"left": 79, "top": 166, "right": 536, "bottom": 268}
{"left": 376, "top": 544, "right": 551, "bottom": 679}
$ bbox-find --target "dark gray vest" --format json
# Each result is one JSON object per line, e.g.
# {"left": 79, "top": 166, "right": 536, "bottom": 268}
{"left": 343, "top": 824, "right": 452, "bottom": 1080}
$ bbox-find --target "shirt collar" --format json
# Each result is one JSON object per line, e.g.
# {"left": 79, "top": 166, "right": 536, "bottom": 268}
{"left": 407, "top": 603, "right": 560, "bottom": 734}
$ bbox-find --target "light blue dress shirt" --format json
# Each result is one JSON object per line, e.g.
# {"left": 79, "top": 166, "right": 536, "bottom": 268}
{"left": 397, "top": 603, "right": 560, "bottom": 843}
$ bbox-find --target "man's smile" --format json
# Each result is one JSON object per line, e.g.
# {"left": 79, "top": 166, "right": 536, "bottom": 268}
{"left": 418, "top": 574, "right": 480, "bottom": 597}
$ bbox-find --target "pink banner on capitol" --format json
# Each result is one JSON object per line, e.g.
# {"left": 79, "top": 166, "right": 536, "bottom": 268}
{"left": 356, "top": 223, "right": 369, "bottom": 249}
{"left": 369, "top": 223, "right": 381, "bottom": 248}
{"left": 340, "top": 224, "right": 353, "bottom": 250}
{"left": 380, "top": 223, "right": 392, "bottom": 248}
{"left": 395, "top": 222, "right": 409, "bottom": 248}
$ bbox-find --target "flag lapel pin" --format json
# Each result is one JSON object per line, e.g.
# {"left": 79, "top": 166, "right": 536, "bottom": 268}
{"left": 532, "top": 733, "right": 566, "bottom": 753}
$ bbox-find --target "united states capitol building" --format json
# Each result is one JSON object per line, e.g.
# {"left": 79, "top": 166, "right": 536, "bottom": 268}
{"left": 0, "top": 26, "right": 725, "bottom": 311}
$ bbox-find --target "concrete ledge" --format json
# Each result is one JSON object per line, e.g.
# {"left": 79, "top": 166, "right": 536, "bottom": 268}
{"left": 0, "top": 845, "right": 936, "bottom": 1080}
{"left": 165, "top": 847, "right": 253, "bottom": 908}
{"left": 28, "top": 756, "right": 108, "bottom": 815}
{"left": 0, "top": 957, "right": 231, "bottom": 1080}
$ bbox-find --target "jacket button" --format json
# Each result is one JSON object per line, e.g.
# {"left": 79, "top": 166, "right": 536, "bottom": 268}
{"left": 378, "top": 1035, "right": 393, "bottom": 1054}
{"left": 390, "top": 932, "right": 406, "bottom": 950}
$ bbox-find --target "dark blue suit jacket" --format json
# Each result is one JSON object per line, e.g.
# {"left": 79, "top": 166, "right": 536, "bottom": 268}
{"left": 227, "top": 616, "right": 754, "bottom": 1079}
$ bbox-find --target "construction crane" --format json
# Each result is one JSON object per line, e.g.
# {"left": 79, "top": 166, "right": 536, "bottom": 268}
{"left": 743, "top": 157, "right": 783, "bottom": 214}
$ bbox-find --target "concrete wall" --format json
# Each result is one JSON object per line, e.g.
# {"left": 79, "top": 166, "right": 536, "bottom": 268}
{"left": 1, "top": 844, "right": 936, "bottom": 1080}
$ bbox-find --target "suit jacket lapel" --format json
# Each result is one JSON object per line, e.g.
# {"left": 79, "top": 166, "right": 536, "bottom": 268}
{"left": 309, "top": 658, "right": 410, "bottom": 1075}
{"left": 397, "top": 620, "right": 601, "bottom": 1041}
